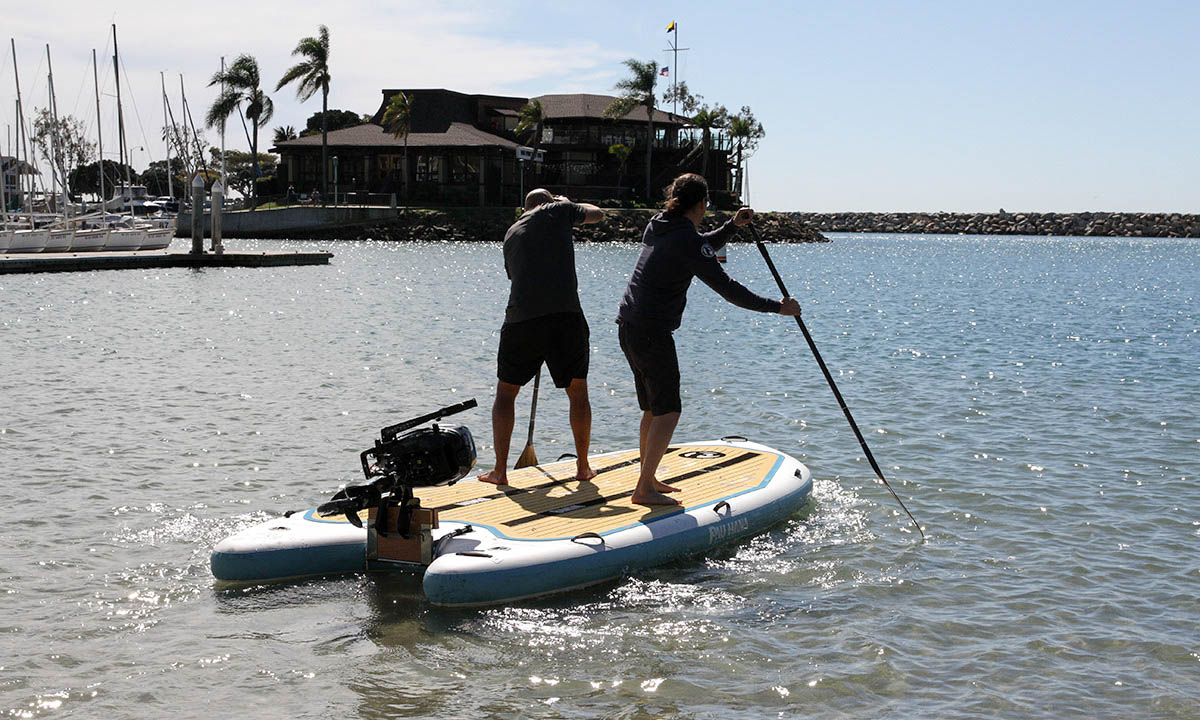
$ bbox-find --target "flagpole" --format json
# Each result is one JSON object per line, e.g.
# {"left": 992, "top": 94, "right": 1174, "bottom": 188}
{"left": 673, "top": 23, "right": 678, "bottom": 115}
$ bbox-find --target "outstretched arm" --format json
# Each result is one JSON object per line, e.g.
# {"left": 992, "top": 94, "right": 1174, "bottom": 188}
{"left": 557, "top": 195, "right": 604, "bottom": 225}
{"left": 698, "top": 207, "right": 754, "bottom": 249}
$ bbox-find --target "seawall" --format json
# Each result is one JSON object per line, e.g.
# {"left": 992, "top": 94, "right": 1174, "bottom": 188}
{"left": 176, "top": 206, "right": 827, "bottom": 243}
{"left": 331, "top": 208, "right": 829, "bottom": 244}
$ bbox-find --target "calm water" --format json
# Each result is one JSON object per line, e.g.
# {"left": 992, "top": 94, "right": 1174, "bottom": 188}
{"left": 1, "top": 233, "right": 1196, "bottom": 718}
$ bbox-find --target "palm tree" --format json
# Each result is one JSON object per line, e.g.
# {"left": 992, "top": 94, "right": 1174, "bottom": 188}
{"left": 604, "top": 59, "right": 658, "bottom": 201}
{"left": 608, "top": 143, "right": 632, "bottom": 200}
{"left": 514, "top": 99, "right": 544, "bottom": 148}
{"left": 727, "top": 106, "right": 764, "bottom": 200}
{"left": 381, "top": 91, "right": 412, "bottom": 212}
{"left": 206, "top": 54, "right": 274, "bottom": 209}
{"left": 691, "top": 104, "right": 726, "bottom": 185}
{"left": 272, "top": 125, "right": 298, "bottom": 143}
{"left": 277, "top": 25, "right": 331, "bottom": 197}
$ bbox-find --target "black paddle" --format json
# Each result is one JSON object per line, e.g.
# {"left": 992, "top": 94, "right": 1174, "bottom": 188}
{"left": 749, "top": 223, "right": 925, "bottom": 541}
{"left": 514, "top": 366, "right": 541, "bottom": 469}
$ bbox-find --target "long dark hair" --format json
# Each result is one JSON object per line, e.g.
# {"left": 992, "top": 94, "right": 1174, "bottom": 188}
{"left": 663, "top": 173, "right": 708, "bottom": 216}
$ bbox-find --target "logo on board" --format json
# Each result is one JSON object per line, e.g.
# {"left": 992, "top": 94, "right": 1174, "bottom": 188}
{"left": 680, "top": 450, "right": 725, "bottom": 459}
{"left": 700, "top": 243, "right": 716, "bottom": 258}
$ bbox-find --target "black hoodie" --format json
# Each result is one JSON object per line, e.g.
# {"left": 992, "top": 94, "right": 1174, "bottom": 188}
{"left": 616, "top": 213, "right": 782, "bottom": 331}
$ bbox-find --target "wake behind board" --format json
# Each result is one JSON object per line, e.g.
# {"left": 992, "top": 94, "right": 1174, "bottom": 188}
{"left": 211, "top": 439, "right": 812, "bottom": 606}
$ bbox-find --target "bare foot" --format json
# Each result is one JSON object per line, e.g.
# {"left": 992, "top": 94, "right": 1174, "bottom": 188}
{"left": 652, "top": 480, "right": 680, "bottom": 493}
{"left": 632, "top": 488, "right": 681, "bottom": 506}
{"left": 477, "top": 468, "right": 508, "bottom": 486}
{"left": 575, "top": 462, "right": 596, "bottom": 481}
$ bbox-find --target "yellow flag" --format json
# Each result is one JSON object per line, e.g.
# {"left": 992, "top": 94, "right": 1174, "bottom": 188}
{"left": 666, "top": 21, "right": 677, "bottom": 32}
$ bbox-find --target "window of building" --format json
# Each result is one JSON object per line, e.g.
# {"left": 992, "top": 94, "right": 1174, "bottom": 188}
{"left": 416, "top": 154, "right": 442, "bottom": 182}
{"left": 450, "top": 155, "right": 478, "bottom": 184}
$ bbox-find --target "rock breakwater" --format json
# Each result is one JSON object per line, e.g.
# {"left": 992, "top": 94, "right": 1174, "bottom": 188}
{"left": 789, "top": 211, "right": 1200, "bottom": 238}
{"left": 305, "top": 208, "right": 829, "bottom": 243}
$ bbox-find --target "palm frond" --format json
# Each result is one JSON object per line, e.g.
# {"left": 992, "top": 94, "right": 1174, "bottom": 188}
{"left": 205, "top": 89, "right": 242, "bottom": 128}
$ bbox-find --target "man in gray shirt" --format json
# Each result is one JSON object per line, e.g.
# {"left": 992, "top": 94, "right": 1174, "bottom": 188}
{"left": 479, "top": 188, "right": 603, "bottom": 485}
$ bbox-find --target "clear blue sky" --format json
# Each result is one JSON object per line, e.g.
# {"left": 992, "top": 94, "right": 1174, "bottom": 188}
{"left": 4, "top": 0, "right": 1196, "bottom": 212}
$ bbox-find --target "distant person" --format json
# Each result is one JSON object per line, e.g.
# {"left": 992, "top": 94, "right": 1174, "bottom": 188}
{"left": 287, "top": 185, "right": 296, "bottom": 204}
{"left": 311, "top": 188, "right": 321, "bottom": 204}
{"left": 617, "top": 173, "right": 802, "bottom": 505}
{"left": 478, "top": 189, "right": 604, "bottom": 486}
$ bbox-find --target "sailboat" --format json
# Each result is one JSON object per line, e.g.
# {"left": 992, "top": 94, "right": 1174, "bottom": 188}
{"left": 100, "top": 24, "right": 145, "bottom": 252}
{"left": 7, "top": 40, "right": 47, "bottom": 253}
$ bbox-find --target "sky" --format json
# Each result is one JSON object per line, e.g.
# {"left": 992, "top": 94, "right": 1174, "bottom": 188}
{"left": 2, "top": 0, "right": 1197, "bottom": 212}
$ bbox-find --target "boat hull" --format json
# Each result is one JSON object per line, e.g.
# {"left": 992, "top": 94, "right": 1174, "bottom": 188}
{"left": 211, "top": 440, "right": 813, "bottom": 605}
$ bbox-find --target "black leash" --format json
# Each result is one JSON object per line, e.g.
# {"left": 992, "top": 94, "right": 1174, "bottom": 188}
{"left": 749, "top": 223, "right": 925, "bottom": 541}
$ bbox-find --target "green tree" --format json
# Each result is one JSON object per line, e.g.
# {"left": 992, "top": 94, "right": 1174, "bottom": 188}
{"left": 161, "top": 122, "right": 209, "bottom": 178}
{"left": 514, "top": 99, "right": 544, "bottom": 148}
{"left": 727, "top": 106, "right": 765, "bottom": 200}
{"left": 691, "top": 104, "right": 727, "bottom": 185}
{"left": 273, "top": 125, "right": 298, "bottom": 143}
{"left": 207, "top": 54, "right": 274, "bottom": 208}
{"left": 139, "top": 159, "right": 188, "bottom": 198}
{"left": 31, "top": 109, "right": 96, "bottom": 195}
{"left": 209, "top": 148, "right": 278, "bottom": 200}
{"left": 70, "top": 159, "right": 136, "bottom": 201}
{"left": 661, "top": 81, "right": 702, "bottom": 116}
{"left": 608, "top": 143, "right": 632, "bottom": 198}
{"left": 604, "top": 58, "right": 659, "bottom": 201}
{"left": 381, "top": 91, "right": 413, "bottom": 212}
{"left": 277, "top": 25, "right": 332, "bottom": 196}
{"left": 302, "top": 109, "right": 359, "bottom": 135}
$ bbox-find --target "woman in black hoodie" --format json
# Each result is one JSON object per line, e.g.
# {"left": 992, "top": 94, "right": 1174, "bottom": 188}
{"left": 617, "top": 173, "right": 802, "bottom": 506}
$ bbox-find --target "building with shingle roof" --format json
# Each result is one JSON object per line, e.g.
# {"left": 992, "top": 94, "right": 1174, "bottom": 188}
{"left": 271, "top": 88, "right": 734, "bottom": 207}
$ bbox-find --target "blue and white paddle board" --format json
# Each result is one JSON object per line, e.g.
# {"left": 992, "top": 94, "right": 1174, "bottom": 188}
{"left": 211, "top": 439, "right": 812, "bottom": 605}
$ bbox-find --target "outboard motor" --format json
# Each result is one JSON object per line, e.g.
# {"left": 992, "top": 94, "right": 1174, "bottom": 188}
{"left": 317, "top": 399, "right": 477, "bottom": 567}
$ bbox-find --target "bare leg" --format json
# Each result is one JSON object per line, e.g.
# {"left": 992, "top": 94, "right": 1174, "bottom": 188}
{"left": 637, "top": 409, "right": 679, "bottom": 494}
{"left": 564, "top": 378, "right": 595, "bottom": 480}
{"left": 478, "top": 381, "right": 520, "bottom": 485}
{"left": 632, "top": 411, "right": 682, "bottom": 505}
{"left": 638, "top": 410, "right": 653, "bottom": 461}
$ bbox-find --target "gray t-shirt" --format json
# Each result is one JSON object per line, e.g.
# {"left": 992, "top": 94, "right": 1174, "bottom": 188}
{"left": 502, "top": 201, "right": 588, "bottom": 324}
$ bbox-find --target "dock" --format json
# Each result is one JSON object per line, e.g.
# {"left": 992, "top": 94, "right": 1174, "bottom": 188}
{"left": 0, "top": 249, "right": 333, "bottom": 275}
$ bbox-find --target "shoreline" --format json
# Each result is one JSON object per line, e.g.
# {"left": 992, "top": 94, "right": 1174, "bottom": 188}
{"left": 306, "top": 208, "right": 830, "bottom": 243}
{"left": 789, "top": 211, "right": 1200, "bottom": 238}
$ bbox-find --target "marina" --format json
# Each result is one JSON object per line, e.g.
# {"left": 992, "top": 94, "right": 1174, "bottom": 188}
{"left": 0, "top": 247, "right": 332, "bottom": 274}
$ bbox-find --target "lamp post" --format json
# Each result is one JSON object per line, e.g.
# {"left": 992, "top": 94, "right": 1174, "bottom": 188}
{"left": 332, "top": 155, "right": 339, "bottom": 206}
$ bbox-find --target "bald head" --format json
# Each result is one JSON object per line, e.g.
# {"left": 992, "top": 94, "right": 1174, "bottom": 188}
{"left": 524, "top": 188, "right": 556, "bottom": 211}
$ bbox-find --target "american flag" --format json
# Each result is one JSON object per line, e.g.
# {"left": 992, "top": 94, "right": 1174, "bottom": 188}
{"left": 660, "top": 66, "right": 670, "bottom": 77}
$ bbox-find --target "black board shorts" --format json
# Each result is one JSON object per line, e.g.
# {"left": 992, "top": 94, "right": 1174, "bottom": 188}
{"left": 618, "top": 321, "right": 682, "bottom": 415}
{"left": 497, "top": 312, "right": 590, "bottom": 388}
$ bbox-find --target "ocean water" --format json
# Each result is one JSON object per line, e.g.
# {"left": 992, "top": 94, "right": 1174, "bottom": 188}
{"left": 0, "top": 233, "right": 1196, "bottom": 719}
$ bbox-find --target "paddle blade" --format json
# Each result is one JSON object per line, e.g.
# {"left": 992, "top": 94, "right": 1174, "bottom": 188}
{"left": 514, "top": 442, "right": 538, "bottom": 469}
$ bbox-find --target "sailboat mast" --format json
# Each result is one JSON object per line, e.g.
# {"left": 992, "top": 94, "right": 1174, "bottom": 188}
{"left": 178, "top": 75, "right": 190, "bottom": 179}
{"left": 2, "top": 125, "right": 8, "bottom": 220}
{"left": 93, "top": 49, "right": 105, "bottom": 208}
{"left": 112, "top": 24, "right": 132, "bottom": 199}
{"left": 11, "top": 39, "right": 33, "bottom": 227}
{"left": 219, "top": 56, "right": 226, "bottom": 185}
{"left": 46, "top": 44, "right": 64, "bottom": 214}
{"left": 162, "top": 72, "right": 173, "bottom": 201}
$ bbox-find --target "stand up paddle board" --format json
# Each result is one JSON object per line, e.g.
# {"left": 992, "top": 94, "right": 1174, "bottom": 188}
{"left": 212, "top": 437, "right": 812, "bottom": 605}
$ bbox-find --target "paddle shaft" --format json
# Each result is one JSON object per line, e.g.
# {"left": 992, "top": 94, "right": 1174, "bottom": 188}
{"left": 525, "top": 366, "right": 541, "bottom": 446}
{"left": 750, "top": 224, "right": 924, "bottom": 540}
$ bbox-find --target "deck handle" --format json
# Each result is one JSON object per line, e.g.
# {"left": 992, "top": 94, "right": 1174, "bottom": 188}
{"left": 557, "top": 452, "right": 578, "bottom": 461}
{"left": 434, "top": 524, "right": 474, "bottom": 558}
{"left": 721, "top": 435, "right": 748, "bottom": 442}
{"left": 713, "top": 501, "right": 732, "bottom": 516}
{"left": 570, "top": 532, "right": 605, "bottom": 546}
{"left": 455, "top": 550, "right": 492, "bottom": 558}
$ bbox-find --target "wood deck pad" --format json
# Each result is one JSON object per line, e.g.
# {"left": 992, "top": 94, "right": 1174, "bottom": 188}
{"left": 405, "top": 445, "right": 783, "bottom": 540}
